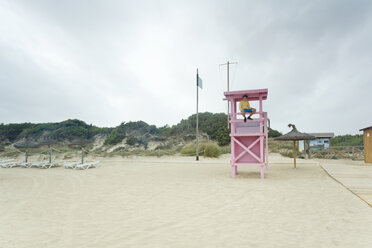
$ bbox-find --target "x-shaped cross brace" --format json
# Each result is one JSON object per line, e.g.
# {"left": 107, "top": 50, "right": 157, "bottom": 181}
{"left": 232, "top": 136, "right": 262, "bottom": 164}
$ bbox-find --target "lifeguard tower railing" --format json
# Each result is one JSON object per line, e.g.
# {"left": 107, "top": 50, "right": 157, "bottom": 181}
{"left": 224, "top": 89, "right": 269, "bottom": 178}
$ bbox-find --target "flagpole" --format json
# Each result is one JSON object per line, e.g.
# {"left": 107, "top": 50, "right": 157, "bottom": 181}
{"left": 196, "top": 68, "right": 199, "bottom": 161}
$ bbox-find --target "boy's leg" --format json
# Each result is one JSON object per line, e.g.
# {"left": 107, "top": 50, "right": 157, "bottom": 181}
{"left": 248, "top": 108, "right": 256, "bottom": 118}
{"left": 241, "top": 111, "right": 247, "bottom": 122}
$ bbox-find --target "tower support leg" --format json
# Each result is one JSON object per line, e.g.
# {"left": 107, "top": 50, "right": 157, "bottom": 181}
{"left": 232, "top": 166, "right": 236, "bottom": 178}
{"left": 260, "top": 166, "right": 264, "bottom": 179}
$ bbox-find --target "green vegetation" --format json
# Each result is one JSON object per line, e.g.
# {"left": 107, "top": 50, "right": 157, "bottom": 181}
{"left": 331, "top": 134, "right": 363, "bottom": 146}
{"left": 269, "top": 139, "right": 293, "bottom": 153}
{"left": 4, "top": 113, "right": 362, "bottom": 159}
{"left": 104, "top": 130, "right": 124, "bottom": 145}
{"left": 220, "top": 144, "right": 231, "bottom": 154}
{"left": 180, "top": 141, "right": 222, "bottom": 158}
{"left": 0, "top": 119, "right": 110, "bottom": 144}
{"left": 203, "top": 143, "right": 221, "bottom": 158}
{"left": 0, "top": 123, "right": 35, "bottom": 142}
{"left": 104, "top": 121, "right": 157, "bottom": 145}
{"left": 126, "top": 137, "right": 137, "bottom": 146}
{"left": 268, "top": 128, "right": 282, "bottom": 138}
{"left": 108, "top": 148, "right": 177, "bottom": 158}
{"left": 180, "top": 142, "right": 199, "bottom": 156}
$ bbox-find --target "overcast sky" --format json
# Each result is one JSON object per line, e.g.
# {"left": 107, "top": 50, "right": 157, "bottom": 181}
{"left": 1, "top": 0, "right": 371, "bottom": 135}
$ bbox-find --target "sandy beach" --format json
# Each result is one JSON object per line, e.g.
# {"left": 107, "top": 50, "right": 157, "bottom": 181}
{"left": 1, "top": 154, "right": 372, "bottom": 248}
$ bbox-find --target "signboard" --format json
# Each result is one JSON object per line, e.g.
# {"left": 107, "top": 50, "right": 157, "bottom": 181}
{"left": 299, "top": 140, "right": 304, "bottom": 152}
{"left": 309, "top": 138, "right": 330, "bottom": 150}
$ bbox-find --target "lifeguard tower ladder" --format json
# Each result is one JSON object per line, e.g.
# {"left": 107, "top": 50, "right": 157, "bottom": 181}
{"left": 224, "top": 89, "right": 269, "bottom": 178}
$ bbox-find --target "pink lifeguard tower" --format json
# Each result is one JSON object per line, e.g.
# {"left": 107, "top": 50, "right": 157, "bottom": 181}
{"left": 224, "top": 89, "right": 269, "bottom": 178}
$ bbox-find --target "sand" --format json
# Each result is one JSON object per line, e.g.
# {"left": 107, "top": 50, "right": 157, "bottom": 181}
{"left": 0, "top": 154, "right": 372, "bottom": 248}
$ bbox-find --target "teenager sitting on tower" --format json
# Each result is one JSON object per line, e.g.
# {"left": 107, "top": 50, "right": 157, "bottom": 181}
{"left": 239, "top": 95, "right": 256, "bottom": 122}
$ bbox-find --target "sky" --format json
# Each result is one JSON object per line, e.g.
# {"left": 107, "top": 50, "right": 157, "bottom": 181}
{"left": 0, "top": 0, "right": 371, "bottom": 135}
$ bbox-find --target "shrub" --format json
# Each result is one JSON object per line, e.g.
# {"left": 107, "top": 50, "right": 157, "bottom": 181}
{"left": 180, "top": 142, "right": 207, "bottom": 156}
{"left": 126, "top": 137, "right": 137, "bottom": 146}
{"left": 204, "top": 143, "right": 221, "bottom": 158}
{"left": 331, "top": 134, "right": 363, "bottom": 146}
{"left": 216, "top": 126, "right": 230, "bottom": 146}
{"left": 104, "top": 130, "right": 124, "bottom": 145}
{"left": 146, "top": 150, "right": 177, "bottom": 157}
{"left": 180, "top": 143, "right": 198, "bottom": 156}
{"left": 220, "top": 144, "right": 231, "bottom": 154}
{"left": 279, "top": 150, "right": 293, "bottom": 158}
{"left": 155, "top": 144, "right": 172, "bottom": 150}
{"left": 180, "top": 142, "right": 221, "bottom": 157}
{"left": 268, "top": 128, "right": 282, "bottom": 138}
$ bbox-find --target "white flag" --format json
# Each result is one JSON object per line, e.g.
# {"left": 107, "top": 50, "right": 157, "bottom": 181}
{"left": 197, "top": 75, "right": 203, "bottom": 89}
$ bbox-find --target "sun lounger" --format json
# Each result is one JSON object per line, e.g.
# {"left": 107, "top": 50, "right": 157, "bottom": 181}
{"left": 24, "top": 155, "right": 46, "bottom": 168}
{"left": 37, "top": 156, "right": 58, "bottom": 169}
{"left": 1, "top": 160, "right": 19, "bottom": 168}
{"left": 0, "top": 159, "right": 14, "bottom": 168}
{"left": 5, "top": 161, "right": 22, "bottom": 168}
{"left": 63, "top": 161, "right": 81, "bottom": 169}
{"left": 26, "top": 155, "right": 58, "bottom": 169}
{"left": 17, "top": 161, "right": 33, "bottom": 168}
{"left": 75, "top": 161, "right": 100, "bottom": 170}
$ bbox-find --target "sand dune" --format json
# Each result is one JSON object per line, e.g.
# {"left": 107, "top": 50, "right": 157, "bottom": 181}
{"left": 0, "top": 154, "right": 371, "bottom": 248}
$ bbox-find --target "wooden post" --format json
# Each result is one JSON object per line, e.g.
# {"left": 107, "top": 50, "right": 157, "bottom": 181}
{"left": 48, "top": 145, "right": 52, "bottom": 164}
{"left": 25, "top": 150, "right": 28, "bottom": 162}
{"left": 196, "top": 69, "right": 199, "bottom": 161}
{"left": 293, "top": 140, "right": 297, "bottom": 169}
{"left": 81, "top": 147, "right": 84, "bottom": 164}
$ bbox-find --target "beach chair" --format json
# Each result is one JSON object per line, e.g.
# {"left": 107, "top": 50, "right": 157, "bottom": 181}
{"left": 37, "top": 156, "right": 58, "bottom": 169}
{"left": 27, "top": 155, "right": 58, "bottom": 169}
{"left": 17, "top": 161, "right": 32, "bottom": 168}
{"left": 75, "top": 161, "right": 100, "bottom": 170}
{"left": 63, "top": 161, "right": 80, "bottom": 169}
{"left": 26, "top": 155, "right": 47, "bottom": 168}
{"left": 0, "top": 159, "right": 21, "bottom": 168}
{"left": 5, "top": 161, "right": 23, "bottom": 168}
{"left": 0, "top": 159, "right": 14, "bottom": 168}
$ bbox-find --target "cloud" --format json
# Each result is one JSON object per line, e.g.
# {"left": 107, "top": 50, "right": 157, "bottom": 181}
{"left": 0, "top": 0, "right": 371, "bottom": 134}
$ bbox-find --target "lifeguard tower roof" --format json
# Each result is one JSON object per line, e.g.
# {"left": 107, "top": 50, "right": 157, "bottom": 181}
{"left": 224, "top": 88, "right": 268, "bottom": 101}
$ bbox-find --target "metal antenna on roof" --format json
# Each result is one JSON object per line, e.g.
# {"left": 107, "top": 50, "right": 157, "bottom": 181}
{"left": 220, "top": 61, "right": 238, "bottom": 128}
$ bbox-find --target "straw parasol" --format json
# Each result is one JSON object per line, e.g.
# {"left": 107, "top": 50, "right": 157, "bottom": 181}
{"left": 274, "top": 124, "right": 315, "bottom": 168}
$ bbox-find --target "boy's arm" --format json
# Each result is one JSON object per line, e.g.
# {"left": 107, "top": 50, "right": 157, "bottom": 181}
{"left": 239, "top": 101, "right": 243, "bottom": 111}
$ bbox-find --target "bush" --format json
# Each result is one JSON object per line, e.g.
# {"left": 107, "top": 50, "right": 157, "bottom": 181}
{"left": 268, "top": 128, "right": 282, "bottom": 138}
{"left": 155, "top": 144, "right": 172, "bottom": 150}
{"left": 180, "top": 142, "right": 221, "bottom": 157}
{"left": 180, "top": 142, "right": 207, "bottom": 156}
{"left": 104, "top": 130, "right": 124, "bottom": 145}
{"left": 180, "top": 143, "right": 198, "bottom": 156}
{"left": 204, "top": 143, "right": 221, "bottom": 158}
{"left": 146, "top": 150, "right": 177, "bottom": 157}
{"left": 220, "top": 144, "right": 231, "bottom": 154}
{"left": 331, "top": 134, "right": 363, "bottom": 146}
{"left": 126, "top": 137, "right": 137, "bottom": 146}
{"left": 216, "top": 126, "right": 230, "bottom": 146}
{"left": 279, "top": 149, "right": 293, "bottom": 158}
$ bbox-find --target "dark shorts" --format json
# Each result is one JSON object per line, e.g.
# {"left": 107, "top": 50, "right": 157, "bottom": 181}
{"left": 243, "top": 108, "right": 253, "bottom": 113}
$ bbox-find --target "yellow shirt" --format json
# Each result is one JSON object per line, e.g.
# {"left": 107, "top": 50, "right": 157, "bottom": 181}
{"left": 239, "top": 100, "right": 250, "bottom": 111}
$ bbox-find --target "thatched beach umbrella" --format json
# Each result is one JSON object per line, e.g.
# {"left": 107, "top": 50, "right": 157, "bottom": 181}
{"left": 274, "top": 124, "right": 315, "bottom": 168}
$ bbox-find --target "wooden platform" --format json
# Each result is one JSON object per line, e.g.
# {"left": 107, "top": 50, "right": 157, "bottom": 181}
{"left": 321, "top": 162, "right": 372, "bottom": 207}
